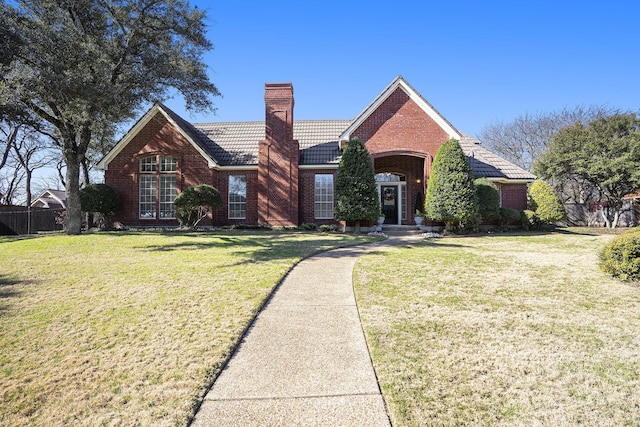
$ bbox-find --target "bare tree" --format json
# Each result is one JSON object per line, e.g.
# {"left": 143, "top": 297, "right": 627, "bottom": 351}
{"left": 1, "top": 114, "right": 59, "bottom": 206}
{"left": 478, "top": 105, "right": 613, "bottom": 172}
{"left": 11, "top": 127, "right": 57, "bottom": 206}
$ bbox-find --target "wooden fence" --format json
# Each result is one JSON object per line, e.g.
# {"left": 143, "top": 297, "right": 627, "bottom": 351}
{"left": 0, "top": 207, "right": 65, "bottom": 235}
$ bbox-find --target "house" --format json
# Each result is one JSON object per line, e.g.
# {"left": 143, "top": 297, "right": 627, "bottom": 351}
{"left": 31, "top": 189, "right": 67, "bottom": 209}
{"left": 97, "top": 76, "right": 535, "bottom": 227}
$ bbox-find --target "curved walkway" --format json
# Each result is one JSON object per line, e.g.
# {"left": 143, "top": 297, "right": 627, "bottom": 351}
{"left": 191, "top": 234, "right": 421, "bottom": 426}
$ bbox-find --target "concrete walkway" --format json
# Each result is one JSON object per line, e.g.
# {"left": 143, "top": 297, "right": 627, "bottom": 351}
{"left": 191, "top": 234, "right": 421, "bottom": 426}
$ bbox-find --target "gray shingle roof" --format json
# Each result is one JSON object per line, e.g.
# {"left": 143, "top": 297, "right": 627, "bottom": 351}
{"left": 459, "top": 134, "right": 536, "bottom": 180}
{"left": 191, "top": 120, "right": 352, "bottom": 166}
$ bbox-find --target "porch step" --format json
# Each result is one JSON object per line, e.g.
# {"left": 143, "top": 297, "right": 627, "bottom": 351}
{"left": 380, "top": 225, "right": 423, "bottom": 235}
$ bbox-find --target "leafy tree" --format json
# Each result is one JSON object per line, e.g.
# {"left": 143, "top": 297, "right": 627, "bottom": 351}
{"left": 534, "top": 113, "right": 640, "bottom": 228}
{"left": 174, "top": 184, "right": 223, "bottom": 229}
{"left": 79, "top": 183, "right": 120, "bottom": 229}
{"left": 334, "top": 138, "right": 380, "bottom": 232}
{"left": 0, "top": 0, "right": 220, "bottom": 234}
{"left": 425, "top": 139, "right": 478, "bottom": 229}
{"left": 474, "top": 177, "right": 500, "bottom": 221}
{"left": 528, "top": 180, "right": 565, "bottom": 225}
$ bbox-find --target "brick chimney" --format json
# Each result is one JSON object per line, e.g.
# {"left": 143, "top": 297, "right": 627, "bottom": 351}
{"left": 257, "top": 83, "right": 299, "bottom": 226}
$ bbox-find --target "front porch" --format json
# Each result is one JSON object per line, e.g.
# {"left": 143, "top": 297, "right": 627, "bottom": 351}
{"left": 374, "top": 153, "right": 431, "bottom": 226}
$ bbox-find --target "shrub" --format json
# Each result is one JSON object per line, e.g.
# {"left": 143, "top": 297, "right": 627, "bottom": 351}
{"left": 319, "top": 224, "right": 339, "bottom": 232}
{"left": 599, "top": 228, "right": 640, "bottom": 281}
{"left": 298, "top": 223, "right": 317, "bottom": 231}
{"left": 474, "top": 178, "right": 500, "bottom": 221}
{"left": 233, "top": 223, "right": 272, "bottom": 230}
{"left": 79, "top": 183, "right": 120, "bottom": 229}
{"left": 174, "top": 184, "right": 223, "bottom": 229}
{"left": 334, "top": 138, "right": 380, "bottom": 228}
{"left": 499, "top": 207, "right": 522, "bottom": 226}
{"left": 528, "top": 180, "right": 565, "bottom": 224}
{"left": 425, "top": 139, "right": 478, "bottom": 229}
{"left": 521, "top": 209, "right": 541, "bottom": 230}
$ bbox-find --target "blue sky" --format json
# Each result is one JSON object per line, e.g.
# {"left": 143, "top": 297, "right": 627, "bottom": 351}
{"left": 163, "top": 0, "right": 640, "bottom": 138}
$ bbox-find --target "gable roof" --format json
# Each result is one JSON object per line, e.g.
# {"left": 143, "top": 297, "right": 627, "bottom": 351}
{"left": 31, "top": 189, "right": 66, "bottom": 209}
{"left": 97, "top": 103, "right": 220, "bottom": 170}
{"left": 339, "top": 76, "right": 461, "bottom": 147}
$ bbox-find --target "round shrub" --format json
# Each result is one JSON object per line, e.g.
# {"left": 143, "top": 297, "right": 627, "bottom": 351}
{"left": 499, "top": 207, "right": 522, "bottom": 226}
{"left": 599, "top": 228, "right": 640, "bottom": 281}
{"left": 174, "top": 184, "right": 223, "bottom": 229}
{"left": 79, "top": 183, "right": 120, "bottom": 228}
{"left": 528, "top": 180, "right": 565, "bottom": 224}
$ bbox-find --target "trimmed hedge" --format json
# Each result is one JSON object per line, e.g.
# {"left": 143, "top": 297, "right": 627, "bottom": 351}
{"left": 599, "top": 228, "right": 640, "bottom": 281}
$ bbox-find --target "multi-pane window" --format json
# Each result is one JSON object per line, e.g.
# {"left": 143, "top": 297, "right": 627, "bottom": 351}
{"left": 314, "top": 174, "right": 334, "bottom": 219}
{"left": 229, "top": 175, "right": 247, "bottom": 219}
{"left": 139, "top": 175, "right": 157, "bottom": 218}
{"left": 139, "top": 155, "right": 177, "bottom": 219}
{"left": 159, "top": 175, "right": 177, "bottom": 218}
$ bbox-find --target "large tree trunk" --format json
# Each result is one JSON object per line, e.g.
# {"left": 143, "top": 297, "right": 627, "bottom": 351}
{"left": 64, "top": 153, "right": 82, "bottom": 235}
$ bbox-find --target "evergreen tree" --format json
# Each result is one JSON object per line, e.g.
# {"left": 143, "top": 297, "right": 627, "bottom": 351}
{"left": 334, "top": 138, "right": 380, "bottom": 231}
{"left": 424, "top": 139, "right": 478, "bottom": 229}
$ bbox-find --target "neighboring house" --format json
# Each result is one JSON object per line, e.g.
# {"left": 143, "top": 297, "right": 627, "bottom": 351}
{"left": 97, "top": 76, "right": 535, "bottom": 227}
{"left": 31, "top": 189, "right": 67, "bottom": 209}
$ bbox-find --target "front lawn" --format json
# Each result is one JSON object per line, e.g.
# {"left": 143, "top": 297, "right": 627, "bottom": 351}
{"left": 0, "top": 231, "right": 372, "bottom": 426}
{"left": 355, "top": 232, "right": 640, "bottom": 426}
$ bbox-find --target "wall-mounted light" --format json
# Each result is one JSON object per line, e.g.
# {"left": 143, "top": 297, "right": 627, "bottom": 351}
{"left": 416, "top": 178, "right": 421, "bottom": 184}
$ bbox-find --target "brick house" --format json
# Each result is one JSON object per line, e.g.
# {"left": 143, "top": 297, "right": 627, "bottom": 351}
{"left": 97, "top": 76, "right": 535, "bottom": 227}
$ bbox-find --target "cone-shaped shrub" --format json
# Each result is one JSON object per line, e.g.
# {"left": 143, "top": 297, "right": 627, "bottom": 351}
{"left": 334, "top": 138, "right": 380, "bottom": 227}
{"left": 424, "top": 139, "right": 478, "bottom": 228}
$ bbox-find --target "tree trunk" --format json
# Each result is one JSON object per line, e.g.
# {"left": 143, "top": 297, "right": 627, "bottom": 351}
{"left": 600, "top": 207, "right": 612, "bottom": 228}
{"left": 25, "top": 170, "right": 32, "bottom": 207}
{"left": 64, "top": 153, "right": 82, "bottom": 235}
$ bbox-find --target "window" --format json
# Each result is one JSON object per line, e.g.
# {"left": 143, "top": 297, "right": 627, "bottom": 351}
{"left": 139, "top": 155, "right": 177, "bottom": 219}
{"left": 139, "top": 175, "right": 157, "bottom": 218}
{"left": 314, "top": 174, "right": 334, "bottom": 219}
{"left": 229, "top": 175, "right": 247, "bottom": 219}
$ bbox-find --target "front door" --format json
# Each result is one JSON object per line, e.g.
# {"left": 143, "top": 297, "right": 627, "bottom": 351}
{"left": 381, "top": 186, "right": 398, "bottom": 224}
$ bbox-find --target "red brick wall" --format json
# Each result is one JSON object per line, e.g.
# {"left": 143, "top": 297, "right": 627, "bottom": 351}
{"left": 299, "top": 169, "right": 338, "bottom": 225}
{"left": 352, "top": 87, "right": 449, "bottom": 158}
{"left": 212, "top": 169, "right": 259, "bottom": 226}
{"left": 104, "top": 112, "right": 214, "bottom": 226}
{"left": 499, "top": 183, "right": 528, "bottom": 210}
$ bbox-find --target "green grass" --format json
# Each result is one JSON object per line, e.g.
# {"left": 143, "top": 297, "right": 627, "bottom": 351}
{"left": 354, "top": 232, "right": 640, "bottom": 426}
{"left": 0, "top": 231, "right": 374, "bottom": 426}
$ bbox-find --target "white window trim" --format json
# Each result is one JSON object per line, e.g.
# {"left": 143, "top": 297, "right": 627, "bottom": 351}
{"left": 228, "top": 175, "right": 247, "bottom": 220}
{"left": 314, "top": 174, "right": 334, "bottom": 220}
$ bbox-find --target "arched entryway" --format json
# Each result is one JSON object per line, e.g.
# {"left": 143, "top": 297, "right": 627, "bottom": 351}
{"left": 374, "top": 153, "right": 431, "bottom": 225}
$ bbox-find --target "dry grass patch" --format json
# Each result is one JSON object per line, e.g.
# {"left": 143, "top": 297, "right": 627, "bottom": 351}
{"left": 355, "top": 232, "right": 640, "bottom": 426}
{"left": 0, "top": 231, "right": 372, "bottom": 426}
